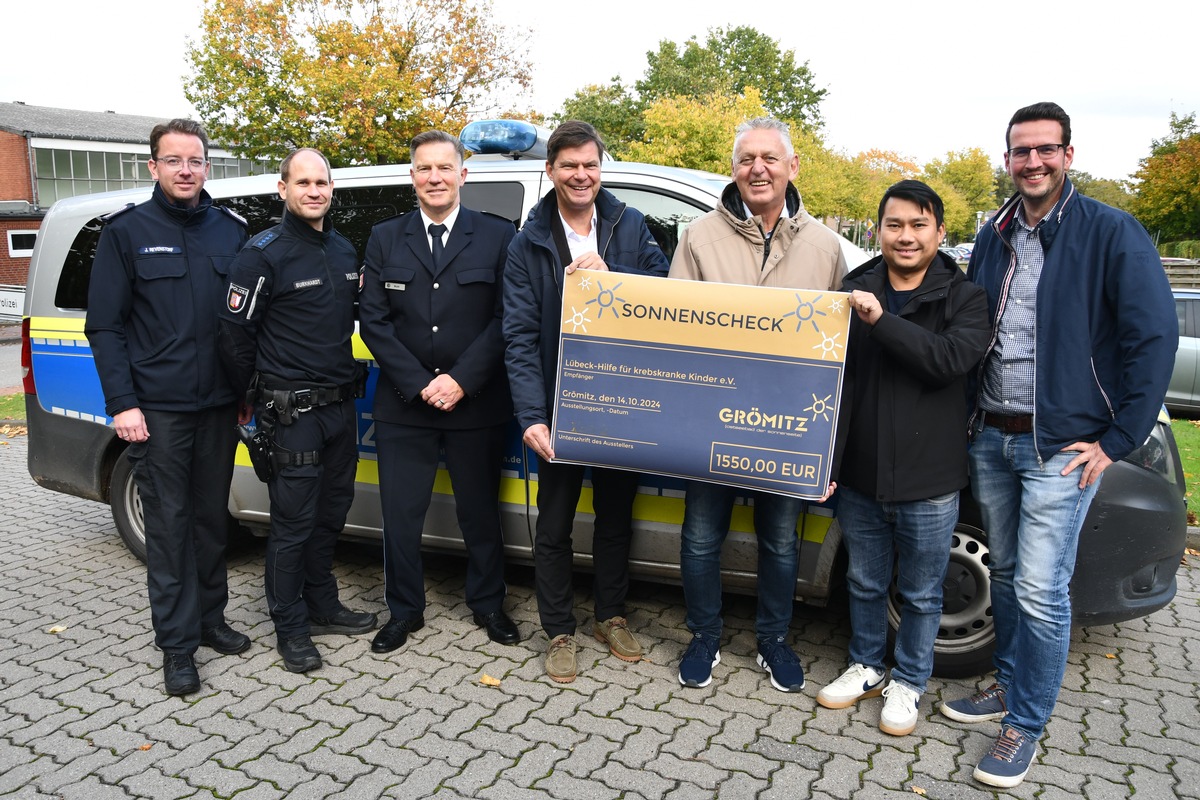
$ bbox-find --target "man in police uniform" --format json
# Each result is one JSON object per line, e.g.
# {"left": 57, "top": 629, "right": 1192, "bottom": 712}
{"left": 358, "top": 130, "right": 519, "bottom": 653}
{"left": 218, "top": 147, "right": 376, "bottom": 673}
{"left": 86, "top": 118, "right": 249, "bottom": 696}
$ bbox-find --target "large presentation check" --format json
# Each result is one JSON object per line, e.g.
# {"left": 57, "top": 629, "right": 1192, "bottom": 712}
{"left": 551, "top": 270, "right": 851, "bottom": 499}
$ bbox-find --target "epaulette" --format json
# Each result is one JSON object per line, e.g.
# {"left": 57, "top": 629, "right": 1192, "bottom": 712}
{"left": 99, "top": 203, "right": 137, "bottom": 225}
{"left": 249, "top": 227, "right": 282, "bottom": 250}
{"left": 479, "top": 209, "right": 520, "bottom": 229}
{"left": 215, "top": 205, "right": 248, "bottom": 226}
{"left": 371, "top": 210, "right": 412, "bottom": 228}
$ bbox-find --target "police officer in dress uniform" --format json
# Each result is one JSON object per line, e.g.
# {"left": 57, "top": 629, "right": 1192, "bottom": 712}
{"left": 358, "top": 130, "right": 520, "bottom": 653}
{"left": 217, "top": 148, "right": 376, "bottom": 673}
{"left": 86, "top": 118, "right": 250, "bottom": 697}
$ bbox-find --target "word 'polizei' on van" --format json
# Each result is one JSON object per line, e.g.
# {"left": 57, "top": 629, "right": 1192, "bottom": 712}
{"left": 20, "top": 120, "right": 1188, "bottom": 677}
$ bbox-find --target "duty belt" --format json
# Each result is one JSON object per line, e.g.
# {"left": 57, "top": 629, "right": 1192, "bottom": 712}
{"left": 258, "top": 382, "right": 354, "bottom": 412}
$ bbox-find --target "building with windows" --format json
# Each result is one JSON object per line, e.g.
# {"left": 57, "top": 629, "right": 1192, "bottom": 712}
{"left": 0, "top": 101, "right": 272, "bottom": 287}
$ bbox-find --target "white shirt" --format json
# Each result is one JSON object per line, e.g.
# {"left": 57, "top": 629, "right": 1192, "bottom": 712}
{"left": 420, "top": 204, "right": 461, "bottom": 253}
{"left": 560, "top": 207, "right": 598, "bottom": 261}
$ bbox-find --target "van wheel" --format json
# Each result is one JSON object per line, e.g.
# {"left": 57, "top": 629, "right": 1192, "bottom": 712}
{"left": 111, "top": 450, "right": 148, "bottom": 563}
{"left": 887, "top": 523, "right": 995, "bottom": 678}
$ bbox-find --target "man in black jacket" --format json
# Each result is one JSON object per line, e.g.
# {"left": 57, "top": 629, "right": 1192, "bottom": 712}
{"left": 85, "top": 119, "right": 249, "bottom": 696}
{"left": 218, "top": 148, "right": 376, "bottom": 674}
{"left": 503, "top": 121, "right": 669, "bottom": 683}
{"left": 358, "top": 130, "right": 519, "bottom": 654}
{"left": 818, "top": 181, "right": 989, "bottom": 736}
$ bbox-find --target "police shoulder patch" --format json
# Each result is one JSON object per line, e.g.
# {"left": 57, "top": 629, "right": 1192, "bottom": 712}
{"left": 250, "top": 229, "right": 280, "bottom": 250}
{"left": 226, "top": 283, "right": 249, "bottom": 314}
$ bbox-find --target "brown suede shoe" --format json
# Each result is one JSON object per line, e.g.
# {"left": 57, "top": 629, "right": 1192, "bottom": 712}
{"left": 545, "top": 634, "right": 577, "bottom": 683}
{"left": 593, "top": 616, "right": 642, "bottom": 662}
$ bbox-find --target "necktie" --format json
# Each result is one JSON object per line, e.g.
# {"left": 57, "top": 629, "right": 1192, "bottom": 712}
{"left": 428, "top": 223, "right": 447, "bottom": 269}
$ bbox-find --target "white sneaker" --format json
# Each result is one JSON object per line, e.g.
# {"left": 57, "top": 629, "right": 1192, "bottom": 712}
{"left": 879, "top": 681, "right": 921, "bottom": 736}
{"left": 816, "top": 663, "right": 886, "bottom": 709}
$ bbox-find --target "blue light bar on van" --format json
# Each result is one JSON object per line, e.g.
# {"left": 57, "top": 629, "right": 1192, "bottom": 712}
{"left": 460, "top": 120, "right": 550, "bottom": 160}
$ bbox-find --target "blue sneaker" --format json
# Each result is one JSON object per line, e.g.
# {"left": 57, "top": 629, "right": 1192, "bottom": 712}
{"left": 939, "top": 682, "right": 1007, "bottom": 723}
{"left": 973, "top": 726, "right": 1036, "bottom": 788}
{"left": 756, "top": 637, "right": 805, "bottom": 693}
{"left": 678, "top": 635, "right": 720, "bottom": 688}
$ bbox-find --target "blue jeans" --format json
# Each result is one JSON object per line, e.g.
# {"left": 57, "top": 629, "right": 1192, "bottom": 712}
{"left": 680, "top": 480, "right": 801, "bottom": 643}
{"left": 836, "top": 485, "right": 957, "bottom": 694}
{"left": 969, "top": 425, "right": 1101, "bottom": 739}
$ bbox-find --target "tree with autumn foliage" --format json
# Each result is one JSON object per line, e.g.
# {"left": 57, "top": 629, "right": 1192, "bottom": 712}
{"left": 1130, "top": 112, "right": 1200, "bottom": 242}
{"left": 625, "top": 89, "right": 768, "bottom": 176}
{"left": 185, "top": 0, "right": 532, "bottom": 166}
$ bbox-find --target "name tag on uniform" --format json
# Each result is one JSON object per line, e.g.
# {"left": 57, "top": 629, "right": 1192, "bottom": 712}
{"left": 345, "top": 272, "right": 358, "bottom": 281}
{"left": 138, "top": 246, "right": 182, "bottom": 255}
{"left": 385, "top": 282, "right": 406, "bottom": 291}
{"left": 293, "top": 278, "right": 323, "bottom": 290}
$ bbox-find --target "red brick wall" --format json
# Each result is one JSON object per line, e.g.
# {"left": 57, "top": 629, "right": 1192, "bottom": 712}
{"left": 0, "top": 218, "right": 41, "bottom": 285}
{"left": 0, "top": 131, "right": 33, "bottom": 203}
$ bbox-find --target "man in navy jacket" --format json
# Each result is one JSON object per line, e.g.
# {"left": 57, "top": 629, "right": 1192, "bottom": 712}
{"left": 939, "top": 102, "right": 1177, "bottom": 789}
{"left": 86, "top": 119, "right": 249, "bottom": 696}
{"left": 503, "top": 120, "right": 669, "bottom": 683}
{"left": 358, "top": 130, "right": 519, "bottom": 654}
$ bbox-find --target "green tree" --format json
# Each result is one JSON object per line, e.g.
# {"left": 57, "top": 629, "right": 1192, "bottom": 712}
{"left": 922, "top": 148, "right": 995, "bottom": 240}
{"left": 185, "top": 0, "right": 532, "bottom": 166}
{"left": 636, "top": 26, "right": 826, "bottom": 129}
{"left": 1131, "top": 112, "right": 1200, "bottom": 241}
{"left": 993, "top": 165, "right": 1015, "bottom": 207}
{"left": 1069, "top": 171, "right": 1132, "bottom": 212}
{"left": 555, "top": 79, "right": 644, "bottom": 158}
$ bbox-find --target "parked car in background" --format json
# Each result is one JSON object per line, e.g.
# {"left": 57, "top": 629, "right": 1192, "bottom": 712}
{"left": 1167, "top": 288, "right": 1200, "bottom": 414}
{"left": 21, "top": 121, "right": 1187, "bottom": 678}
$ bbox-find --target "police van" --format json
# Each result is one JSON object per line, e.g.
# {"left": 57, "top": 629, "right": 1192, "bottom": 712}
{"left": 21, "top": 121, "right": 1187, "bottom": 676}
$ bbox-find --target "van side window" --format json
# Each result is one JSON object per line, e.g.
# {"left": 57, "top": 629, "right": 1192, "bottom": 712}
{"left": 54, "top": 219, "right": 103, "bottom": 310}
{"left": 460, "top": 182, "right": 524, "bottom": 228}
{"left": 604, "top": 186, "right": 707, "bottom": 263}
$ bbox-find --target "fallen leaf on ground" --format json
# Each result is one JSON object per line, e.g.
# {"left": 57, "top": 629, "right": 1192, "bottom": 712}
{"left": 480, "top": 674, "right": 501, "bottom": 687}
{"left": 1, "top": 424, "right": 27, "bottom": 437}
{"left": 1105, "top": 653, "right": 1116, "bottom": 659}
{"left": 138, "top": 744, "right": 153, "bottom": 751}
{"left": 1186, "top": 547, "right": 1199, "bottom": 557}
{"left": 47, "top": 625, "right": 67, "bottom": 634}
{"left": 911, "top": 786, "right": 927, "bottom": 795}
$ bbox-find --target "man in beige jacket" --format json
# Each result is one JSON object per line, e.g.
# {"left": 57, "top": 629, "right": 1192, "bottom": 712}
{"left": 669, "top": 117, "right": 847, "bottom": 693}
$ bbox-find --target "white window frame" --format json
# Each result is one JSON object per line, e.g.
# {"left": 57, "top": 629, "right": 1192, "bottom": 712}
{"left": 7, "top": 229, "right": 37, "bottom": 258}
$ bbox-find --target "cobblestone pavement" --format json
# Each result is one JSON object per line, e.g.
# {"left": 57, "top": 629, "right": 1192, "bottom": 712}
{"left": 2, "top": 432, "right": 1197, "bottom": 799}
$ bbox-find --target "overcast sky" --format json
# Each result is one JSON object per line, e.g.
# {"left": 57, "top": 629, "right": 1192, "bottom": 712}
{"left": 3, "top": 0, "right": 1195, "bottom": 182}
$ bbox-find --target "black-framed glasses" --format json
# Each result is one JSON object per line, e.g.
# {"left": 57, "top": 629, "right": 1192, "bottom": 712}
{"left": 1007, "top": 144, "right": 1064, "bottom": 162}
{"left": 153, "top": 156, "right": 208, "bottom": 171}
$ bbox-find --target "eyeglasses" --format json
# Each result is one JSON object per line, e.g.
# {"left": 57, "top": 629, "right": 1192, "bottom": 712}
{"left": 153, "top": 156, "right": 208, "bottom": 171}
{"left": 1007, "top": 144, "right": 1064, "bottom": 162}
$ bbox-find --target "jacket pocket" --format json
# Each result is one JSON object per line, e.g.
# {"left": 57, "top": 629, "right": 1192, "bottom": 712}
{"left": 210, "top": 254, "right": 235, "bottom": 278}
{"left": 133, "top": 253, "right": 187, "bottom": 280}
{"left": 456, "top": 268, "right": 496, "bottom": 286}
{"left": 380, "top": 266, "right": 416, "bottom": 289}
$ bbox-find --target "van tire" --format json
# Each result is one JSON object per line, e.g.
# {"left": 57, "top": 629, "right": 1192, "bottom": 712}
{"left": 111, "top": 450, "right": 148, "bottom": 563}
{"left": 887, "top": 522, "right": 996, "bottom": 678}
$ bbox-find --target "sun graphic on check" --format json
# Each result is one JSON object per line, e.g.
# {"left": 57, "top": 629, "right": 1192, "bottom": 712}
{"left": 578, "top": 275, "right": 593, "bottom": 291}
{"left": 806, "top": 393, "right": 834, "bottom": 422}
{"left": 563, "top": 306, "right": 591, "bottom": 333}
{"left": 783, "top": 293, "right": 827, "bottom": 333}
{"left": 812, "top": 331, "right": 844, "bottom": 360}
{"left": 585, "top": 279, "right": 626, "bottom": 319}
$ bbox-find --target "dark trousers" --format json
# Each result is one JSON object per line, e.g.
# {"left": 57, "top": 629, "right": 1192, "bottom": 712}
{"left": 534, "top": 459, "right": 640, "bottom": 636}
{"left": 376, "top": 421, "right": 507, "bottom": 620}
{"left": 266, "top": 401, "right": 357, "bottom": 637}
{"left": 129, "top": 405, "right": 237, "bottom": 654}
